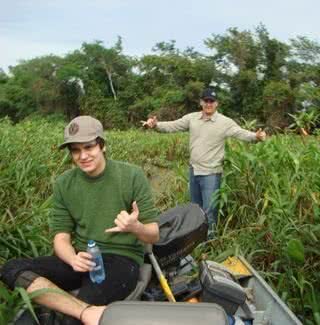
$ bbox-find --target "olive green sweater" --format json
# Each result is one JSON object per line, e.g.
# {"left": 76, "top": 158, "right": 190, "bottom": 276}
{"left": 49, "top": 160, "right": 158, "bottom": 265}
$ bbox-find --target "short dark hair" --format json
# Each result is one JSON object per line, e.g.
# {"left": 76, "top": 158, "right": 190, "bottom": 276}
{"left": 96, "top": 137, "right": 105, "bottom": 149}
{"left": 67, "top": 137, "right": 105, "bottom": 151}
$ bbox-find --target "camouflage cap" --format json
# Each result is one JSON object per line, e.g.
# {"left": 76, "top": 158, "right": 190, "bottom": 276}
{"left": 59, "top": 116, "right": 105, "bottom": 149}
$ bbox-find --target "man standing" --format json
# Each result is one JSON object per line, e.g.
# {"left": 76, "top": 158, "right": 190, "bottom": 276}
{"left": 143, "top": 88, "right": 266, "bottom": 234}
{"left": 1, "top": 116, "right": 159, "bottom": 325}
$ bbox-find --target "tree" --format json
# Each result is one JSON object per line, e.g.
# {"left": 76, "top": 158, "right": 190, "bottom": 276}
{"left": 256, "top": 25, "right": 290, "bottom": 81}
{"left": 290, "top": 36, "right": 320, "bottom": 65}
{"left": 130, "top": 40, "right": 217, "bottom": 122}
{"left": 262, "top": 81, "right": 294, "bottom": 129}
{"left": 79, "top": 38, "right": 132, "bottom": 100}
{"left": 1, "top": 29, "right": 320, "bottom": 131}
{"left": 205, "top": 27, "right": 263, "bottom": 118}
{"left": 204, "top": 25, "right": 294, "bottom": 125}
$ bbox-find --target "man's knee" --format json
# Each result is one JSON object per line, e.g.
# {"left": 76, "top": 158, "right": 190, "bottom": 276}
{"left": 1, "top": 258, "right": 40, "bottom": 290}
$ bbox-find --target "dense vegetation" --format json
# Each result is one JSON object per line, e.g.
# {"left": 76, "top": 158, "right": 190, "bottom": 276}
{"left": 0, "top": 117, "right": 319, "bottom": 324}
{"left": 0, "top": 24, "right": 319, "bottom": 324}
{"left": 0, "top": 25, "right": 320, "bottom": 133}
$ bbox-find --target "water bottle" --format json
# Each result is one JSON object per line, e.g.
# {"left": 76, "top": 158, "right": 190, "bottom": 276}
{"left": 87, "top": 240, "right": 106, "bottom": 283}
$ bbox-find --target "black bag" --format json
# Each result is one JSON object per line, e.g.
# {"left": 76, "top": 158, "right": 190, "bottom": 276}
{"left": 153, "top": 203, "right": 208, "bottom": 268}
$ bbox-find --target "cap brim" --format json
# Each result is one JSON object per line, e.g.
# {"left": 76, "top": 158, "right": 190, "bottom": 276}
{"left": 202, "top": 96, "right": 216, "bottom": 101}
{"left": 59, "top": 135, "right": 104, "bottom": 149}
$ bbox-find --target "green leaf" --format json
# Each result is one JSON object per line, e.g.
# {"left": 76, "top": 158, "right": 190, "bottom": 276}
{"left": 287, "top": 239, "right": 305, "bottom": 264}
{"left": 16, "top": 287, "right": 39, "bottom": 325}
{"left": 313, "top": 205, "right": 320, "bottom": 222}
{"left": 28, "top": 287, "right": 69, "bottom": 299}
{"left": 314, "top": 312, "right": 320, "bottom": 325}
{"left": 0, "top": 285, "right": 12, "bottom": 301}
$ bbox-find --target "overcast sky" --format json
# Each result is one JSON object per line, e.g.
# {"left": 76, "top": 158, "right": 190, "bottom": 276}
{"left": 1, "top": 0, "right": 319, "bottom": 72}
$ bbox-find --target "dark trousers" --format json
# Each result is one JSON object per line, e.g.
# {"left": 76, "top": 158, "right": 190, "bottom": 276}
{"left": 1, "top": 254, "right": 139, "bottom": 324}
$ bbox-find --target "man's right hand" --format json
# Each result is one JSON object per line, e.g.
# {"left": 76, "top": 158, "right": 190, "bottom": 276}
{"left": 255, "top": 128, "right": 266, "bottom": 141}
{"left": 71, "top": 252, "right": 96, "bottom": 272}
{"left": 141, "top": 116, "right": 158, "bottom": 128}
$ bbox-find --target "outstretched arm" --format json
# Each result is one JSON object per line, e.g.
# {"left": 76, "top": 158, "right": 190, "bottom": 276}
{"left": 142, "top": 114, "right": 191, "bottom": 133}
{"left": 226, "top": 120, "right": 267, "bottom": 142}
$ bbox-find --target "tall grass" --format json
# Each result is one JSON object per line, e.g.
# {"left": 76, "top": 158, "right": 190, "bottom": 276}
{"left": 0, "top": 117, "right": 319, "bottom": 324}
{"left": 203, "top": 136, "right": 320, "bottom": 324}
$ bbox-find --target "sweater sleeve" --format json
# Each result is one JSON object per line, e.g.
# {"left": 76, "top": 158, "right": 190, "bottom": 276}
{"left": 132, "top": 168, "right": 158, "bottom": 224}
{"left": 225, "top": 120, "right": 257, "bottom": 142}
{"left": 49, "top": 180, "right": 75, "bottom": 236}
{"left": 156, "top": 114, "right": 191, "bottom": 133}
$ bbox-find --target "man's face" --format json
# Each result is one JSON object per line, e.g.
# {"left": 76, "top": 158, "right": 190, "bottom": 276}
{"left": 69, "top": 140, "right": 106, "bottom": 177}
{"left": 200, "top": 98, "right": 218, "bottom": 117}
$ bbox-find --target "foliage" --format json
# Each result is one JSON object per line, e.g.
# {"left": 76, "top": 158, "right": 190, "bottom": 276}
{"left": 290, "top": 36, "right": 320, "bottom": 64}
{"left": 202, "top": 135, "right": 320, "bottom": 324}
{"left": 1, "top": 25, "right": 320, "bottom": 324}
{"left": 288, "top": 109, "right": 320, "bottom": 134}
{"left": 204, "top": 25, "right": 295, "bottom": 124}
{"left": 0, "top": 286, "right": 38, "bottom": 325}
{"left": 1, "top": 27, "right": 319, "bottom": 130}
{"left": 262, "top": 80, "right": 294, "bottom": 129}
{"left": 0, "top": 117, "right": 319, "bottom": 324}
{"left": 239, "top": 117, "right": 258, "bottom": 131}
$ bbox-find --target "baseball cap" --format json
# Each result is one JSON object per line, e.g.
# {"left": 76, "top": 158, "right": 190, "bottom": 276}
{"left": 59, "top": 116, "right": 105, "bottom": 149}
{"left": 201, "top": 88, "right": 217, "bottom": 101}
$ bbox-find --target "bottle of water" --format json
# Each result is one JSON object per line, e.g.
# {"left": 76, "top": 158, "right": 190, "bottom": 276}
{"left": 87, "top": 240, "right": 105, "bottom": 284}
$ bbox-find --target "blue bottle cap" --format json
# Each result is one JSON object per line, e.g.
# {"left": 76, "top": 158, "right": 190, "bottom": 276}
{"left": 87, "top": 240, "right": 96, "bottom": 247}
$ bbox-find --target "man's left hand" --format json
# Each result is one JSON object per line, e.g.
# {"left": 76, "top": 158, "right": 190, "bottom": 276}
{"left": 105, "top": 201, "right": 141, "bottom": 234}
{"left": 256, "top": 128, "right": 266, "bottom": 141}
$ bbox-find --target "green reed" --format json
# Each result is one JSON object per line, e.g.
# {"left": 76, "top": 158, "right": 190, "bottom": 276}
{"left": 0, "top": 117, "right": 319, "bottom": 323}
